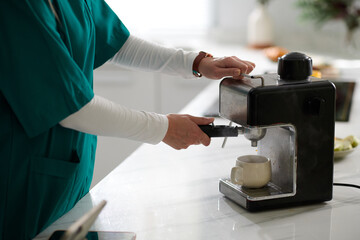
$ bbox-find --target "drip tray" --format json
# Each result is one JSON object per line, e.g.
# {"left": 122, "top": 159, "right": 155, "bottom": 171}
{"left": 219, "top": 178, "right": 295, "bottom": 201}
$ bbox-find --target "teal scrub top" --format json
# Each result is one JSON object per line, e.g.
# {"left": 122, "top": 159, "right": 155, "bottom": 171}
{"left": 0, "top": 1, "right": 129, "bottom": 239}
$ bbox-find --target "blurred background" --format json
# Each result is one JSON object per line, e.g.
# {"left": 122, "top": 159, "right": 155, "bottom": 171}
{"left": 106, "top": 0, "right": 360, "bottom": 57}
{"left": 92, "top": 0, "right": 360, "bottom": 187}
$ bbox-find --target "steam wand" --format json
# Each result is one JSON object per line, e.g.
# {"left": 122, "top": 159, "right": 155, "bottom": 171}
{"left": 221, "top": 122, "right": 233, "bottom": 148}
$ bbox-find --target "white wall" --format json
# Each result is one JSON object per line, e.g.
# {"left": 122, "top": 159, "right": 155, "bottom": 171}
{"left": 106, "top": 0, "right": 210, "bottom": 35}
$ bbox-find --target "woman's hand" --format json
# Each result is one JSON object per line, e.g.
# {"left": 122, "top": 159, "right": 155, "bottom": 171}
{"left": 198, "top": 56, "right": 255, "bottom": 80}
{"left": 162, "top": 114, "right": 214, "bottom": 150}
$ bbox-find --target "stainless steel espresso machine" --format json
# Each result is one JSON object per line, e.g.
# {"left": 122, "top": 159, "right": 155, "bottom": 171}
{"left": 202, "top": 52, "right": 336, "bottom": 211}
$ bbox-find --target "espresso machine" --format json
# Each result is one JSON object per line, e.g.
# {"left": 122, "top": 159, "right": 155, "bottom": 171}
{"left": 202, "top": 52, "right": 336, "bottom": 211}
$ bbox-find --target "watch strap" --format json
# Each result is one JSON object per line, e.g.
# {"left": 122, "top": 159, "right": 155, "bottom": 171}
{"left": 192, "top": 51, "right": 213, "bottom": 77}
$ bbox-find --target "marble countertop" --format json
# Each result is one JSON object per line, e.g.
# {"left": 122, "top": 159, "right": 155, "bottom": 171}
{"left": 35, "top": 48, "right": 360, "bottom": 240}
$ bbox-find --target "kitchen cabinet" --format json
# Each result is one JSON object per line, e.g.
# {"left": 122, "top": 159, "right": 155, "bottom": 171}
{"left": 156, "top": 73, "right": 213, "bottom": 114}
{"left": 92, "top": 63, "right": 157, "bottom": 188}
{"left": 91, "top": 63, "right": 211, "bottom": 187}
{"left": 93, "top": 63, "right": 158, "bottom": 111}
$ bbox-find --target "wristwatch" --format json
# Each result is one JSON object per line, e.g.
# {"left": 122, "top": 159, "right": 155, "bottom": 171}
{"left": 192, "top": 51, "right": 213, "bottom": 77}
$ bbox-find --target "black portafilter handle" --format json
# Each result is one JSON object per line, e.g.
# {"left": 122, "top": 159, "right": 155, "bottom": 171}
{"left": 199, "top": 125, "right": 239, "bottom": 138}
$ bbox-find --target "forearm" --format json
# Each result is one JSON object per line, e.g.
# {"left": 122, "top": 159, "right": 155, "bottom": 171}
{"left": 59, "top": 95, "right": 168, "bottom": 144}
{"left": 109, "top": 35, "right": 198, "bottom": 79}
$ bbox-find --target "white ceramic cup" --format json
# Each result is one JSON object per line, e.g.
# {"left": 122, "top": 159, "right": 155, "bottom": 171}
{"left": 230, "top": 155, "right": 271, "bottom": 188}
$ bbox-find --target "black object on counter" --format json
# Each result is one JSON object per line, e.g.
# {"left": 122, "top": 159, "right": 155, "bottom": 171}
{"left": 219, "top": 51, "right": 335, "bottom": 211}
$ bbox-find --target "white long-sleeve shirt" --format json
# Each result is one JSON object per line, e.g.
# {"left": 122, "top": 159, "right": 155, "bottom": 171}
{"left": 60, "top": 35, "right": 198, "bottom": 144}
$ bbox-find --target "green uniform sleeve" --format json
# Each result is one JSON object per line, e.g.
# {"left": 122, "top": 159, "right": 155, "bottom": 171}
{"left": 89, "top": 0, "right": 130, "bottom": 68}
{"left": 0, "top": 1, "right": 94, "bottom": 138}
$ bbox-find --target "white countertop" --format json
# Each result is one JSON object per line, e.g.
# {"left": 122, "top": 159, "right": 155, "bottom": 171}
{"left": 35, "top": 48, "right": 360, "bottom": 240}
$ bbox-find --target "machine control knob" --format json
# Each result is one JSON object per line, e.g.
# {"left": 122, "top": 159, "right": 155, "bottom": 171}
{"left": 277, "top": 52, "right": 312, "bottom": 81}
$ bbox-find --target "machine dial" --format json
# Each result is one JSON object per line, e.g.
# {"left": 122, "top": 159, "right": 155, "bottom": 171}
{"left": 277, "top": 52, "right": 312, "bottom": 81}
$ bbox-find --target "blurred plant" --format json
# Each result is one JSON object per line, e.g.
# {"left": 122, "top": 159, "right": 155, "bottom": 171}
{"left": 296, "top": 0, "right": 360, "bottom": 45}
{"left": 257, "top": 0, "right": 271, "bottom": 5}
